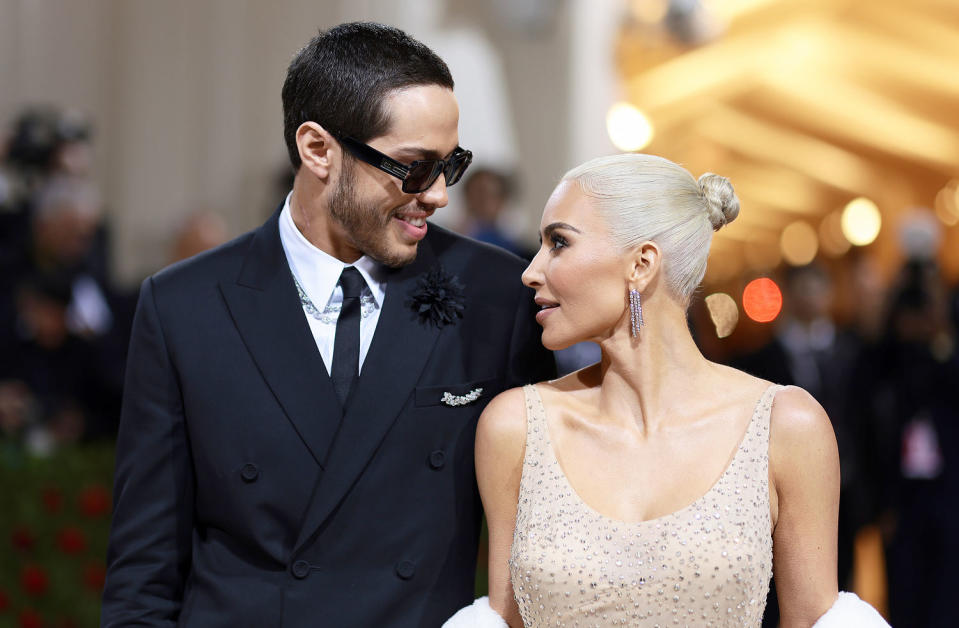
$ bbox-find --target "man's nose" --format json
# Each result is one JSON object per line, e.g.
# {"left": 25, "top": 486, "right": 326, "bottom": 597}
{"left": 417, "top": 173, "right": 449, "bottom": 208}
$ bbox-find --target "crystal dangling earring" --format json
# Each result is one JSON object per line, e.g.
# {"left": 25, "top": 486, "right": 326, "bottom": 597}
{"left": 629, "top": 288, "right": 644, "bottom": 338}
{"left": 637, "top": 291, "right": 644, "bottom": 329}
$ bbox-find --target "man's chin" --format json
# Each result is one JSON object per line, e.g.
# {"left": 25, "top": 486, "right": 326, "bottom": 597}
{"left": 372, "top": 242, "right": 418, "bottom": 269}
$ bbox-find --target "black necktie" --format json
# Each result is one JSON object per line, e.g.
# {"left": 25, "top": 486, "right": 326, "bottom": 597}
{"left": 331, "top": 267, "right": 367, "bottom": 408}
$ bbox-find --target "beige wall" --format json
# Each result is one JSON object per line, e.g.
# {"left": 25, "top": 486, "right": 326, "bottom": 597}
{"left": 1, "top": 0, "right": 587, "bottom": 285}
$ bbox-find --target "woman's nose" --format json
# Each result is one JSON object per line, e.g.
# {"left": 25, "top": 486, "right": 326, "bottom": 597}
{"left": 522, "top": 249, "right": 545, "bottom": 288}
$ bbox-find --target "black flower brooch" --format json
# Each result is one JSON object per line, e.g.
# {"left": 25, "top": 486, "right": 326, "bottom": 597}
{"left": 408, "top": 266, "right": 466, "bottom": 328}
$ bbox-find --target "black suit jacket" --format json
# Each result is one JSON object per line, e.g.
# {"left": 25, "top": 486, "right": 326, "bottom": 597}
{"left": 101, "top": 207, "right": 554, "bottom": 627}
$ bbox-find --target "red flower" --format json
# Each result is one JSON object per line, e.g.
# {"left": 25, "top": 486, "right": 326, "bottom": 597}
{"left": 78, "top": 485, "right": 110, "bottom": 518}
{"left": 41, "top": 487, "right": 63, "bottom": 513}
{"left": 10, "top": 525, "right": 36, "bottom": 552}
{"left": 19, "top": 608, "right": 43, "bottom": 628}
{"left": 21, "top": 565, "right": 49, "bottom": 596}
{"left": 82, "top": 563, "right": 106, "bottom": 592}
{"left": 56, "top": 526, "right": 87, "bottom": 555}
{"left": 0, "top": 587, "right": 10, "bottom": 611}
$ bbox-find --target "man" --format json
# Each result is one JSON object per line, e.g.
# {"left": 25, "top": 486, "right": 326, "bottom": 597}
{"left": 102, "top": 22, "right": 553, "bottom": 627}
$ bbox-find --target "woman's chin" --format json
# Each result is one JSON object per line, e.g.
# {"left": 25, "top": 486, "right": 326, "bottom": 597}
{"left": 541, "top": 332, "right": 579, "bottom": 352}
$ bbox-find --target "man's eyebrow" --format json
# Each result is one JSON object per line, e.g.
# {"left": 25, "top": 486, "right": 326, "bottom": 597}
{"left": 542, "top": 222, "right": 582, "bottom": 238}
{"left": 392, "top": 145, "right": 455, "bottom": 161}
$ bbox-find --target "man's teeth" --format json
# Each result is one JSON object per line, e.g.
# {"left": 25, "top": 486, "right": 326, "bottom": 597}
{"left": 399, "top": 216, "right": 426, "bottom": 227}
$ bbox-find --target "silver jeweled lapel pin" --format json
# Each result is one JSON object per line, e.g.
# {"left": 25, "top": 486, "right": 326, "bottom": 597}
{"left": 440, "top": 388, "right": 483, "bottom": 407}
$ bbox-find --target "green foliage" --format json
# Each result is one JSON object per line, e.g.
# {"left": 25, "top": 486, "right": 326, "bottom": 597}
{"left": 0, "top": 444, "right": 114, "bottom": 628}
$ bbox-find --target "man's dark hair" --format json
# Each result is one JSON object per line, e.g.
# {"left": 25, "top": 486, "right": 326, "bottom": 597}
{"left": 281, "top": 22, "right": 454, "bottom": 170}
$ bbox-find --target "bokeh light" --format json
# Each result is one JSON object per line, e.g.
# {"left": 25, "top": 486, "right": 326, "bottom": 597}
{"left": 630, "top": 0, "right": 669, "bottom": 23}
{"left": 934, "top": 180, "right": 959, "bottom": 227}
{"left": 841, "top": 197, "right": 882, "bottom": 246}
{"left": 742, "top": 278, "right": 782, "bottom": 323}
{"left": 606, "top": 102, "right": 654, "bottom": 152}
{"left": 704, "top": 293, "right": 739, "bottom": 338}
{"left": 818, "top": 210, "right": 851, "bottom": 257}
{"left": 780, "top": 221, "right": 819, "bottom": 266}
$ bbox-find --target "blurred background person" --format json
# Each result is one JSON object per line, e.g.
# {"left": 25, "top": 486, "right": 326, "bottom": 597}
{"left": 856, "top": 258, "right": 958, "bottom": 628}
{"left": 28, "top": 176, "right": 112, "bottom": 338}
{"left": 0, "top": 106, "right": 95, "bottom": 270}
{"left": 0, "top": 108, "right": 129, "bottom": 451}
{"left": 169, "top": 210, "right": 229, "bottom": 264}
{"left": 1, "top": 107, "right": 109, "bottom": 341}
{"left": 458, "top": 167, "right": 531, "bottom": 259}
{"left": 0, "top": 272, "right": 121, "bottom": 451}
{"left": 844, "top": 251, "right": 888, "bottom": 346}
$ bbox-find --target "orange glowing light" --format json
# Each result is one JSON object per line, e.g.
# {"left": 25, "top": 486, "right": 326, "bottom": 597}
{"left": 742, "top": 278, "right": 782, "bottom": 323}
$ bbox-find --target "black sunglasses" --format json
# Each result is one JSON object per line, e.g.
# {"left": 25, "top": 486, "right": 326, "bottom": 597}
{"left": 337, "top": 136, "right": 473, "bottom": 194}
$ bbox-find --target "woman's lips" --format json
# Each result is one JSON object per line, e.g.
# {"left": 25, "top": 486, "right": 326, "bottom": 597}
{"left": 535, "top": 304, "right": 558, "bottom": 323}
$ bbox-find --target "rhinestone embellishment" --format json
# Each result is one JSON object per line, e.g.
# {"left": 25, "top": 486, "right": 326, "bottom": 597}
{"left": 508, "top": 384, "right": 779, "bottom": 626}
{"left": 294, "top": 275, "right": 375, "bottom": 324}
{"left": 440, "top": 388, "right": 484, "bottom": 407}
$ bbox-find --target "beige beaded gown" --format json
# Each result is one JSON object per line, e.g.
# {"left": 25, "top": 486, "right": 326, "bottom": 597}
{"left": 509, "top": 384, "right": 780, "bottom": 627}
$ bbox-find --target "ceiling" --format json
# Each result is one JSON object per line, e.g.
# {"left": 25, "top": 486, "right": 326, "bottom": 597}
{"left": 616, "top": 0, "right": 959, "bottom": 285}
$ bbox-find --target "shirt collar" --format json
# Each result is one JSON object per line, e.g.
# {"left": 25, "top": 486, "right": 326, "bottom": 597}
{"left": 278, "top": 192, "right": 387, "bottom": 308}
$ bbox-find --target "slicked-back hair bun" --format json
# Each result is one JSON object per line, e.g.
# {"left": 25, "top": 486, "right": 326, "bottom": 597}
{"left": 562, "top": 154, "right": 741, "bottom": 305}
{"left": 697, "top": 173, "right": 739, "bottom": 231}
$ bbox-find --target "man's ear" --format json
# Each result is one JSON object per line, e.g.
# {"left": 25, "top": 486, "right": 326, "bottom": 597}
{"left": 295, "top": 122, "right": 337, "bottom": 180}
{"left": 627, "top": 241, "right": 662, "bottom": 292}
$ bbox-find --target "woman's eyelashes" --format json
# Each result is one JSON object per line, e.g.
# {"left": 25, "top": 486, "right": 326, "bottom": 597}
{"left": 548, "top": 234, "right": 569, "bottom": 252}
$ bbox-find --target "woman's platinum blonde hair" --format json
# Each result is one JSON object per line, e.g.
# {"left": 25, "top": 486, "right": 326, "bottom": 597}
{"left": 562, "top": 153, "right": 739, "bottom": 303}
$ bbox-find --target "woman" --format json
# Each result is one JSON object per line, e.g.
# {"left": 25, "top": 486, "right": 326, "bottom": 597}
{"left": 447, "top": 154, "right": 888, "bottom": 627}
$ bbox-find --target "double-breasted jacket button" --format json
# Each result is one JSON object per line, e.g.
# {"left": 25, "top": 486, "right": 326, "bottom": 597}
{"left": 240, "top": 463, "right": 259, "bottom": 482}
{"left": 428, "top": 450, "right": 446, "bottom": 470}
{"left": 395, "top": 560, "right": 416, "bottom": 580}
{"left": 291, "top": 560, "right": 311, "bottom": 579}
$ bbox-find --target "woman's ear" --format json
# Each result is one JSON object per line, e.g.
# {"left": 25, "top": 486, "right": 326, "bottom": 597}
{"left": 295, "top": 122, "right": 337, "bottom": 180}
{"left": 627, "top": 241, "right": 662, "bottom": 292}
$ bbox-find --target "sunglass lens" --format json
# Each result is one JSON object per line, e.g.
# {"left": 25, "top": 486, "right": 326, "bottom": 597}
{"left": 404, "top": 161, "right": 442, "bottom": 193}
{"left": 445, "top": 151, "right": 472, "bottom": 186}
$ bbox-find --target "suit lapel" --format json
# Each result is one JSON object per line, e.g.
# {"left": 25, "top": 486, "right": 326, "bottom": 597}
{"left": 294, "top": 237, "right": 444, "bottom": 551}
{"left": 219, "top": 208, "right": 342, "bottom": 468}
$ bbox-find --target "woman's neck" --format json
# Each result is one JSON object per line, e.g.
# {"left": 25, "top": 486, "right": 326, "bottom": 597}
{"left": 595, "top": 301, "right": 713, "bottom": 436}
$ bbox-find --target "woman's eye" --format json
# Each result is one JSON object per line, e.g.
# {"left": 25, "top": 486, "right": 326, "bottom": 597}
{"left": 549, "top": 235, "right": 569, "bottom": 251}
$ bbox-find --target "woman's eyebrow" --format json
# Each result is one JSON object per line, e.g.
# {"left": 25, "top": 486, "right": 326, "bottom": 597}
{"left": 542, "top": 222, "right": 582, "bottom": 238}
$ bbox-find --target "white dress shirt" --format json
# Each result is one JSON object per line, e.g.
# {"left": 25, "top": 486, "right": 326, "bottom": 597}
{"left": 278, "top": 193, "right": 387, "bottom": 374}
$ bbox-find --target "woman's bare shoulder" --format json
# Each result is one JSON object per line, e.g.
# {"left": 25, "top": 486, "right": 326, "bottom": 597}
{"left": 475, "top": 388, "right": 531, "bottom": 497}
{"left": 476, "top": 387, "right": 530, "bottom": 450}
{"left": 770, "top": 385, "right": 835, "bottom": 446}
{"left": 768, "top": 385, "right": 839, "bottom": 484}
